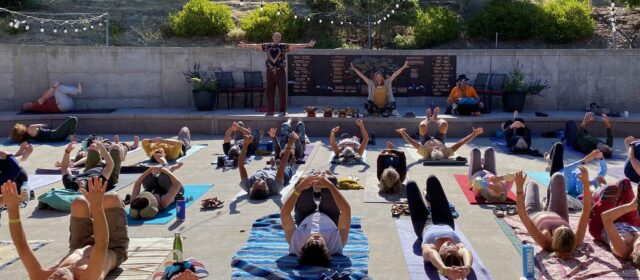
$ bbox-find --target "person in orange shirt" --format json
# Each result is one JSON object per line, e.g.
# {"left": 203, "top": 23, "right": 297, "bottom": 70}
{"left": 447, "top": 75, "right": 483, "bottom": 116}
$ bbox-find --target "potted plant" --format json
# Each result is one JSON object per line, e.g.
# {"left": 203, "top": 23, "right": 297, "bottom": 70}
{"left": 184, "top": 63, "right": 218, "bottom": 111}
{"left": 502, "top": 61, "right": 550, "bottom": 112}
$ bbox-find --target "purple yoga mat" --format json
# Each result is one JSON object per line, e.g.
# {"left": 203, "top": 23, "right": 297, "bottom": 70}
{"left": 609, "top": 167, "right": 626, "bottom": 179}
{"left": 296, "top": 143, "right": 316, "bottom": 164}
{"left": 394, "top": 219, "right": 494, "bottom": 280}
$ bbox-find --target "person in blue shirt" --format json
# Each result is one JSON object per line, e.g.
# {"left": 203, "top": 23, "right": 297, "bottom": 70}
{"left": 547, "top": 142, "right": 607, "bottom": 198}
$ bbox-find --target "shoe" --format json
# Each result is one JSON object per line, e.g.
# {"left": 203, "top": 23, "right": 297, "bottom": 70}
{"left": 391, "top": 109, "right": 400, "bottom": 116}
{"left": 279, "top": 111, "right": 287, "bottom": 116}
{"left": 544, "top": 152, "right": 551, "bottom": 172}
{"left": 265, "top": 112, "right": 275, "bottom": 116}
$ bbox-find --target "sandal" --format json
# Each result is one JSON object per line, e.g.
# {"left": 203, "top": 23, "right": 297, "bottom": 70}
{"left": 201, "top": 197, "right": 224, "bottom": 210}
{"left": 506, "top": 205, "right": 518, "bottom": 216}
{"left": 493, "top": 206, "right": 506, "bottom": 218}
{"left": 391, "top": 203, "right": 410, "bottom": 217}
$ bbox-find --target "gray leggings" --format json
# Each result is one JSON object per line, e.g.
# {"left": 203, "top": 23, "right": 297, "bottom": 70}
{"left": 469, "top": 147, "right": 496, "bottom": 179}
{"left": 525, "top": 173, "right": 569, "bottom": 222}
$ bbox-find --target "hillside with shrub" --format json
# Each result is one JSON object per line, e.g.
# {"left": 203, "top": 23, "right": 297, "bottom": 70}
{"left": 0, "top": 0, "right": 638, "bottom": 49}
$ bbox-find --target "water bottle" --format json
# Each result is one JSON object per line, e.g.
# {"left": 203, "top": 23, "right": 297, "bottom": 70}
{"left": 176, "top": 194, "right": 186, "bottom": 222}
{"left": 522, "top": 241, "right": 535, "bottom": 279}
{"left": 20, "top": 185, "right": 30, "bottom": 208}
{"left": 173, "top": 232, "right": 183, "bottom": 263}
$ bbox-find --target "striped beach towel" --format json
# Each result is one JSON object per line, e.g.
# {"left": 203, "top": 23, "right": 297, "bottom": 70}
{"left": 231, "top": 214, "right": 370, "bottom": 279}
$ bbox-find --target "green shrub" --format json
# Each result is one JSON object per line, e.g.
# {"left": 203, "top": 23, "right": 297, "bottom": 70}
{"left": 394, "top": 33, "right": 416, "bottom": 49}
{"left": 414, "top": 6, "right": 460, "bottom": 48}
{"left": 170, "top": 0, "right": 234, "bottom": 37}
{"left": 240, "top": 2, "right": 302, "bottom": 42}
{"left": 538, "top": 0, "right": 595, "bottom": 43}
{"left": 315, "top": 35, "right": 344, "bottom": 49}
{"left": 0, "top": 0, "right": 31, "bottom": 9}
{"left": 226, "top": 28, "right": 246, "bottom": 42}
{"left": 467, "top": 0, "right": 543, "bottom": 41}
{"left": 307, "top": 0, "right": 343, "bottom": 12}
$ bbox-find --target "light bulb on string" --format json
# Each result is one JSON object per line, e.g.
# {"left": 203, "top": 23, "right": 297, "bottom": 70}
{"left": 21, "top": 20, "right": 26, "bottom": 24}
{"left": 91, "top": 25, "right": 94, "bottom": 29}
{"left": 387, "top": 14, "right": 390, "bottom": 17}
{"left": 9, "top": 22, "right": 13, "bottom": 27}
{"left": 83, "top": 26, "right": 87, "bottom": 31}
{"left": 396, "top": 3, "right": 400, "bottom": 8}
{"left": 239, "top": 0, "right": 244, "bottom": 6}
{"left": 74, "top": 28, "right": 78, "bottom": 32}
{"left": 330, "top": 20, "right": 334, "bottom": 24}
{"left": 40, "top": 28, "right": 44, "bottom": 32}
{"left": 277, "top": 10, "right": 281, "bottom": 16}
{"left": 319, "top": 19, "right": 322, "bottom": 23}
{"left": 391, "top": 9, "right": 395, "bottom": 14}
{"left": 259, "top": 4, "right": 264, "bottom": 12}
{"left": 64, "top": 28, "right": 68, "bottom": 33}
{"left": 25, "top": 25, "right": 29, "bottom": 30}
{"left": 14, "top": 23, "right": 19, "bottom": 29}
{"left": 53, "top": 28, "right": 57, "bottom": 33}
{"left": 294, "top": 15, "right": 298, "bottom": 19}
{"left": 307, "top": 17, "right": 311, "bottom": 22}
{"left": 340, "top": 21, "right": 343, "bottom": 25}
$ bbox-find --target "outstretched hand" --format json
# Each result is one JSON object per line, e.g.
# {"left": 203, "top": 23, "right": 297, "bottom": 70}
{"left": 473, "top": 127, "right": 484, "bottom": 136}
{"left": 268, "top": 128, "right": 277, "bottom": 138}
{"left": 307, "top": 40, "right": 316, "bottom": 47}
{"left": 577, "top": 166, "right": 591, "bottom": 195}
{"left": 403, "top": 61, "right": 410, "bottom": 68}
{"left": 243, "top": 134, "right": 254, "bottom": 145}
{"left": 0, "top": 181, "right": 24, "bottom": 210}
{"left": 355, "top": 119, "right": 364, "bottom": 127}
{"left": 288, "top": 132, "right": 299, "bottom": 145}
{"left": 514, "top": 171, "right": 527, "bottom": 195}
{"left": 331, "top": 126, "right": 340, "bottom": 134}
{"left": 79, "top": 176, "right": 107, "bottom": 209}
{"left": 65, "top": 142, "right": 75, "bottom": 154}
{"left": 602, "top": 114, "right": 611, "bottom": 128}
{"left": 583, "top": 112, "right": 594, "bottom": 125}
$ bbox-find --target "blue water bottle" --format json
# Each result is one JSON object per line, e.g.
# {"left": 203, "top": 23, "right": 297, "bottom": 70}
{"left": 522, "top": 241, "right": 535, "bottom": 279}
{"left": 176, "top": 194, "right": 186, "bottom": 221}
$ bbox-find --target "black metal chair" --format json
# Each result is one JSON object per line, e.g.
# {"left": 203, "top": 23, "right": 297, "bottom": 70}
{"left": 215, "top": 71, "right": 245, "bottom": 109}
{"left": 243, "top": 71, "right": 264, "bottom": 108}
{"left": 474, "top": 73, "right": 490, "bottom": 90}
{"left": 477, "top": 73, "right": 507, "bottom": 114}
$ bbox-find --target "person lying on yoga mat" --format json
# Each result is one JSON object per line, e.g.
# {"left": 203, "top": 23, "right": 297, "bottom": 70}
{"left": 129, "top": 166, "right": 184, "bottom": 219}
{"left": 61, "top": 141, "right": 122, "bottom": 192}
{"left": 396, "top": 108, "right": 483, "bottom": 161}
{"left": 406, "top": 176, "right": 473, "bottom": 279}
{"left": 56, "top": 135, "right": 140, "bottom": 168}
{"left": 588, "top": 177, "right": 640, "bottom": 267}
{"left": 268, "top": 118, "right": 306, "bottom": 161}
{"left": 239, "top": 133, "right": 296, "bottom": 200}
{"left": 2, "top": 177, "right": 129, "bottom": 280}
{"left": 0, "top": 143, "right": 32, "bottom": 207}
{"left": 623, "top": 136, "right": 640, "bottom": 184}
{"left": 10, "top": 116, "right": 78, "bottom": 143}
{"left": 501, "top": 111, "right": 541, "bottom": 156}
{"left": 281, "top": 172, "right": 351, "bottom": 267}
{"left": 468, "top": 147, "right": 515, "bottom": 202}
{"left": 223, "top": 121, "right": 260, "bottom": 165}
{"left": 21, "top": 81, "right": 82, "bottom": 113}
{"left": 329, "top": 119, "right": 369, "bottom": 164}
{"left": 447, "top": 75, "right": 482, "bottom": 116}
{"left": 142, "top": 127, "right": 192, "bottom": 165}
{"left": 515, "top": 169, "right": 592, "bottom": 259}
{"left": 573, "top": 112, "right": 614, "bottom": 158}
{"left": 351, "top": 61, "right": 409, "bottom": 117}
{"left": 377, "top": 141, "right": 407, "bottom": 194}
{"left": 546, "top": 142, "right": 607, "bottom": 198}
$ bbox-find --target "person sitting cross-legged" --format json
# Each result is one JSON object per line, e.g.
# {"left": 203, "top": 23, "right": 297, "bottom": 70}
{"left": 447, "top": 75, "right": 482, "bottom": 116}
{"left": 329, "top": 119, "right": 369, "bottom": 164}
{"left": 376, "top": 142, "right": 407, "bottom": 194}
{"left": 281, "top": 171, "right": 351, "bottom": 267}
{"left": 351, "top": 61, "right": 410, "bottom": 117}
{"left": 238, "top": 133, "right": 297, "bottom": 200}
{"left": 406, "top": 176, "right": 473, "bottom": 279}
{"left": 129, "top": 166, "right": 184, "bottom": 219}
{"left": 1, "top": 177, "right": 129, "bottom": 279}
{"left": 61, "top": 141, "right": 122, "bottom": 192}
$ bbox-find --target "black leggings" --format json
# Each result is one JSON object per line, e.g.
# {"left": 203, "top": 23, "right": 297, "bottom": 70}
{"left": 39, "top": 116, "right": 78, "bottom": 142}
{"left": 406, "top": 176, "right": 454, "bottom": 238}
{"left": 549, "top": 142, "right": 564, "bottom": 177}
{"left": 293, "top": 188, "right": 341, "bottom": 226}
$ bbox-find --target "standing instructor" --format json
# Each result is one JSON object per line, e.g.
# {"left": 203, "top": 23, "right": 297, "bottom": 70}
{"left": 238, "top": 32, "right": 315, "bottom": 116}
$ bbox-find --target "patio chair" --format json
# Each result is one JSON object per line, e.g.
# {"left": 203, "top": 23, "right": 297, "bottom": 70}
{"left": 215, "top": 71, "right": 245, "bottom": 109}
{"left": 243, "top": 71, "right": 265, "bottom": 108}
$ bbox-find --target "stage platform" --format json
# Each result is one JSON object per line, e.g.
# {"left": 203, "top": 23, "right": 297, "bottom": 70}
{"left": 0, "top": 108, "right": 636, "bottom": 138}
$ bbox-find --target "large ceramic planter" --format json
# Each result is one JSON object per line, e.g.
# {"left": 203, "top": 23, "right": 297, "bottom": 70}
{"left": 502, "top": 91, "right": 527, "bottom": 112}
{"left": 192, "top": 90, "right": 216, "bottom": 111}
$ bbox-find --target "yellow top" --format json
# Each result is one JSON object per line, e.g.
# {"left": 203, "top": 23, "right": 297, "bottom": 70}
{"left": 374, "top": 86, "right": 388, "bottom": 109}
{"left": 447, "top": 85, "right": 478, "bottom": 104}
{"left": 142, "top": 139, "right": 183, "bottom": 161}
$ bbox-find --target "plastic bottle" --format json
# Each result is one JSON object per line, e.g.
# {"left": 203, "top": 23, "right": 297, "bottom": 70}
{"left": 20, "top": 185, "right": 30, "bottom": 208}
{"left": 173, "top": 232, "right": 183, "bottom": 263}
{"left": 176, "top": 194, "right": 186, "bottom": 221}
{"left": 522, "top": 241, "right": 535, "bottom": 279}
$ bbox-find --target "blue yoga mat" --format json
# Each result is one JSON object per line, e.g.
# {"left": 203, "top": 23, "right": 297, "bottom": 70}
{"left": 231, "top": 214, "right": 370, "bottom": 279}
{"left": 126, "top": 184, "right": 212, "bottom": 225}
{"left": 139, "top": 144, "right": 207, "bottom": 166}
{"left": 490, "top": 136, "right": 510, "bottom": 153}
{"left": 395, "top": 219, "right": 493, "bottom": 280}
{"left": 527, "top": 171, "right": 550, "bottom": 187}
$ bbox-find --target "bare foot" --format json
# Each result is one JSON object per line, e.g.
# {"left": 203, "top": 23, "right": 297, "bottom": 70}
{"left": 513, "top": 110, "right": 519, "bottom": 120}
{"left": 20, "top": 143, "right": 33, "bottom": 162}
{"left": 169, "top": 162, "right": 184, "bottom": 172}
{"left": 132, "top": 136, "right": 140, "bottom": 150}
{"left": 77, "top": 82, "right": 82, "bottom": 94}
{"left": 433, "top": 107, "right": 440, "bottom": 121}
{"left": 426, "top": 108, "right": 433, "bottom": 119}
{"left": 16, "top": 142, "right": 28, "bottom": 156}
{"left": 386, "top": 141, "right": 395, "bottom": 149}
{"left": 395, "top": 128, "right": 406, "bottom": 134}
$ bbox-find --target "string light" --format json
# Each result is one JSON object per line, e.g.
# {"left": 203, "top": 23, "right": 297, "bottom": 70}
{"left": 53, "top": 28, "right": 57, "bottom": 33}
{"left": 294, "top": 15, "right": 298, "bottom": 19}
{"left": 277, "top": 10, "right": 281, "bottom": 16}
{"left": 64, "top": 28, "right": 68, "bottom": 33}
{"left": 259, "top": 4, "right": 264, "bottom": 11}
{"left": 239, "top": 0, "right": 244, "bottom": 6}
{"left": 25, "top": 25, "right": 29, "bottom": 30}
{"left": 331, "top": 20, "right": 334, "bottom": 24}
{"left": 319, "top": 19, "right": 322, "bottom": 23}
{"left": 1, "top": 8, "right": 107, "bottom": 35}
{"left": 40, "top": 28, "right": 44, "bottom": 32}
{"left": 74, "top": 28, "right": 78, "bottom": 32}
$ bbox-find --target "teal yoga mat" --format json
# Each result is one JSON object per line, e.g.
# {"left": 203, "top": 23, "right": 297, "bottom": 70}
{"left": 126, "top": 184, "right": 212, "bottom": 225}
{"left": 527, "top": 171, "right": 550, "bottom": 187}
{"left": 138, "top": 144, "right": 207, "bottom": 166}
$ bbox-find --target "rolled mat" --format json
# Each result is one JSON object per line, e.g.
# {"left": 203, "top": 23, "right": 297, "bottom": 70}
{"left": 495, "top": 214, "right": 640, "bottom": 279}
{"left": 394, "top": 219, "right": 493, "bottom": 280}
{"left": 126, "top": 184, "right": 212, "bottom": 225}
{"left": 231, "top": 214, "right": 369, "bottom": 279}
{"left": 453, "top": 175, "right": 516, "bottom": 205}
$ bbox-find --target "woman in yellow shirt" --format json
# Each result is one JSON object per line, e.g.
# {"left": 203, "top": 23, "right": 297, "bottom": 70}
{"left": 447, "top": 75, "right": 482, "bottom": 116}
{"left": 142, "top": 127, "right": 192, "bottom": 166}
{"left": 351, "top": 61, "right": 410, "bottom": 117}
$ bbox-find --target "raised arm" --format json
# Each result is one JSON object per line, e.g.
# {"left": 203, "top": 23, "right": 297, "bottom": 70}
{"left": 330, "top": 126, "right": 341, "bottom": 156}
{"left": 281, "top": 176, "right": 315, "bottom": 243}
{"left": 603, "top": 115, "right": 613, "bottom": 147}
{"left": 2, "top": 181, "right": 48, "bottom": 279}
{"left": 288, "top": 40, "right": 316, "bottom": 51}
{"left": 268, "top": 128, "right": 283, "bottom": 157}
{"left": 96, "top": 142, "right": 115, "bottom": 180}
{"left": 355, "top": 119, "right": 369, "bottom": 156}
{"left": 131, "top": 168, "right": 155, "bottom": 201}
{"left": 395, "top": 128, "right": 421, "bottom": 149}
{"left": 237, "top": 41, "right": 264, "bottom": 50}
{"left": 276, "top": 132, "right": 298, "bottom": 184}
{"left": 574, "top": 166, "right": 592, "bottom": 247}
{"left": 223, "top": 124, "right": 235, "bottom": 144}
{"left": 158, "top": 168, "right": 184, "bottom": 209}
{"left": 602, "top": 197, "right": 637, "bottom": 258}
{"left": 80, "top": 177, "right": 110, "bottom": 280}
{"left": 515, "top": 172, "right": 552, "bottom": 250}
{"left": 350, "top": 63, "right": 370, "bottom": 83}
{"left": 238, "top": 135, "right": 252, "bottom": 181}
{"left": 60, "top": 143, "right": 75, "bottom": 176}
{"left": 320, "top": 176, "right": 351, "bottom": 245}
{"left": 450, "top": 127, "right": 483, "bottom": 152}
{"left": 389, "top": 61, "right": 410, "bottom": 82}
{"left": 581, "top": 112, "right": 594, "bottom": 128}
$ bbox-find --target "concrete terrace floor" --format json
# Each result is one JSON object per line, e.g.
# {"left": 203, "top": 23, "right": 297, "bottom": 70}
{"left": 0, "top": 134, "right": 633, "bottom": 280}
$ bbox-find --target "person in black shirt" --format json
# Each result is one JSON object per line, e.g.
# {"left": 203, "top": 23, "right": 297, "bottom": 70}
{"left": 61, "top": 141, "right": 122, "bottom": 192}
{"left": 377, "top": 142, "right": 407, "bottom": 194}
